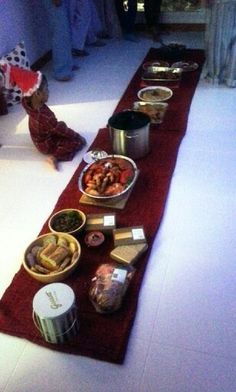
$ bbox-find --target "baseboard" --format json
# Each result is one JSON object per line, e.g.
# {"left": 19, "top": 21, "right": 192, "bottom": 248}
{"left": 136, "top": 23, "right": 205, "bottom": 32}
{"left": 161, "top": 23, "right": 205, "bottom": 32}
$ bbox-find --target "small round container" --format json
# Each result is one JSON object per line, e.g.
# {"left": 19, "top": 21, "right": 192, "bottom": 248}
{"left": 33, "top": 283, "right": 79, "bottom": 344}
{"left": 133, "top": 101, "right": 168, "bottom": 124}
{"left": 84, "top": 231, "right": 105, "bottom": 247}
{"left": 48, "top": 209, "right": 86, "bottom": 237}
{"left": 108, "top": 110, "right": 150, "bottom": 160}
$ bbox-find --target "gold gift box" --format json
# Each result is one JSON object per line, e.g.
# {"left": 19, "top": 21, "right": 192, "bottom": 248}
{"left": 113, "top": 226, "right": 146, "bottom": 247}
{"left": 110, "top": 243, "right": 148, "bottom": 265}
{"left": 85, "top": 213, "right": 116, "bottom": 232}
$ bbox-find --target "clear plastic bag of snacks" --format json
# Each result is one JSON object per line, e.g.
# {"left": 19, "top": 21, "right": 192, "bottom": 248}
{"left": 89, "top": 263, "right": 135, "bottom": 314}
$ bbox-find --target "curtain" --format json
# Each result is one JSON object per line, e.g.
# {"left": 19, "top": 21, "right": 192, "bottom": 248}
{"left": 203, "top": 0, "right": 236, "bottom": 87}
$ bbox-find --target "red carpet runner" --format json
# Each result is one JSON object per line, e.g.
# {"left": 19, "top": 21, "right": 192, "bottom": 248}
{"left": 0, "top": 48, "right": 205, "bottom": 364}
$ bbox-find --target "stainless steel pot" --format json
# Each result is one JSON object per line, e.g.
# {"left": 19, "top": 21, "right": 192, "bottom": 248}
{"left": 108, "top": 110, "right": 150, "bottom": 160}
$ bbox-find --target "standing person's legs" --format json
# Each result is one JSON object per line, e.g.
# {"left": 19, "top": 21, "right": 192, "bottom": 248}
{"left": 42, "top": 0, "right": 73, "bottom": 80}
{"left": 115, "top": 0, "right": 137, "bottom": 39}
{"left": 88, "top": 0, "right": 103, "bottom": 38}
{"left": 86, "top": 0, "right": 104, "bottom": 45}
{"left": 69, "top": 0, "right": 91, "bottom": 53}
{"left": 102, "top": 0, "right": 122, "bottom": 38}
{"left": 92, "top": 0, "right": 106, "bottom": 35}
{"left": 144, "top": 0, "right": 162, "bottom": 40}
{"left": 93, "top": 0, "right": 122, "bottom": 39}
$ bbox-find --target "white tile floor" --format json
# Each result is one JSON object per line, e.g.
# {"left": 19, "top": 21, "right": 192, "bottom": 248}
{"left": 1, "top": 31, "right": 236, "bottom": 392}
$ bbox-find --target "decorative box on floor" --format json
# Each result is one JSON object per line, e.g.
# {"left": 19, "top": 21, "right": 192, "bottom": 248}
{"left": 33, "top": 283, "right": 79, "bottom": 344}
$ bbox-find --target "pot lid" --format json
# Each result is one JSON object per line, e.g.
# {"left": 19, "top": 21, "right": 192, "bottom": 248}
{"left": 108, "top": 110, "right": 150, "bottom": 131}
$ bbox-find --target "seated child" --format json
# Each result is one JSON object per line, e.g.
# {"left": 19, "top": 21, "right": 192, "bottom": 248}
{"left": 0, "top": 64, "right": 86, "bottom": 170}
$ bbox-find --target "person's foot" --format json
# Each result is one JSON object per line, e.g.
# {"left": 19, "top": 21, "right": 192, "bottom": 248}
{"left": 55, "top": 75, "right": 71, "bottom": 82}
{"left": 72, "top": 49, "right": 90, "bottom": 57}
{"left": 97, "top": 32, "right": 112, "bottom": 39}
{"left": 72, "top": 65, "right": 80, "bottom": 71}
{"left": 46, "top": 156, "right": 60, "bottom": 171}
{"left": 123, "top": 33, "right": 140, "bottom": 43}
{"left": 87, "top": 40, "right": 106, "bottom": 47}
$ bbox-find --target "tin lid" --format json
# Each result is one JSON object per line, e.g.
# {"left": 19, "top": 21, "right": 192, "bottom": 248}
{"left": 108, "top": 110, "right": 150, "bottom": 131}
{"left": 33, "top": 283, "right": 75, "bottom": 319}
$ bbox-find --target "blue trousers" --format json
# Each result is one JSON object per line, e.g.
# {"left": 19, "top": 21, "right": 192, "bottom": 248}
{"left": 42, "top": 0, "right": 73, "bottom": 79}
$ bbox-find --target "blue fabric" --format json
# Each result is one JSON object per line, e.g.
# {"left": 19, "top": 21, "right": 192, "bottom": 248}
{"left": 42, "top": 0, "right": 73, "bottom": 79}
{"left": 203, "top": 0, "right": 236, "bottom": 87}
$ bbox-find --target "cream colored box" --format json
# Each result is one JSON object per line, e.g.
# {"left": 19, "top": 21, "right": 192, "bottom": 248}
{"left": 113, "top": 226, "right": 146, "bottom": 247}
{"left": 85, "top": 213, "right": 116, "bottom": 232}
{"left": 110, "top": 243, "right": 148, "bottom": 265}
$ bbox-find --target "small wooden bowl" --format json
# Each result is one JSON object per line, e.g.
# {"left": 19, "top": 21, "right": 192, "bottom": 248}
{"left": 48, "top": 209, "right": 86, "bottom": 237}
{"left": 23, "top": 232, "right": 81, "bottom": 283}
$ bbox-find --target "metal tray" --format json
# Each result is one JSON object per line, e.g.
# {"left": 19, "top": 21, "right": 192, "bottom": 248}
{"left": 142, "top": 61, "right": 170, "bottom": 70}
{"left": 142, "top": 66, "right": 182, "bottom": 81}
{"left": 171, "top": 61, "right": 199, "bottom": 72}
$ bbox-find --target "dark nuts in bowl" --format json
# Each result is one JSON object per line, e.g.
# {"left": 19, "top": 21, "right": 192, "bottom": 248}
{"left": 48, "top": 209, "right": 86, "bottom": 236}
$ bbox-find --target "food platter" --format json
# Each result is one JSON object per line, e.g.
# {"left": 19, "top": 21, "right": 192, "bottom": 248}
{"left": 137, "top": 86, "right": 173, "bottom": 102}
{"left": 142, "top": 66, "right": 182, "bottom": 81}
{"left": 142, "top": 60, "right": 169, "bottom": 70}
{"left": 171, "top": 61, "right": 198, "bottom": 72}
{"left": 133, "top": 101, "right": 168, "bottom": 124}
{"left": 78, "top": 155, "right": 138, "bottom": 201}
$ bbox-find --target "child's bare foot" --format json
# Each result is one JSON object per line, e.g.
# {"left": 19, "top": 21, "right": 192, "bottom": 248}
{"left": 46, "top": 156, "right": 60, "bottom": 171}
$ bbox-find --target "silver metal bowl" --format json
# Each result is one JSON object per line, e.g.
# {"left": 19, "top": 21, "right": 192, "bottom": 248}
{"left": 78, "top": 154, "right": 138, "bottom": 201}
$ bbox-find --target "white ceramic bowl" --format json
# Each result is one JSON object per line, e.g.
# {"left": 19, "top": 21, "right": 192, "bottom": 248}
{"left": 137, "top": 86, "right": 173, "bottom": 102}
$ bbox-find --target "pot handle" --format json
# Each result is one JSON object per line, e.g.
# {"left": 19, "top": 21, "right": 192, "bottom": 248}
{"left": 125, "top": 133, "right": 140, "bottom": 139}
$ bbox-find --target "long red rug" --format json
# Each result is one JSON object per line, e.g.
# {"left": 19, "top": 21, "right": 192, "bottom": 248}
{"left": 0, "top": 48, "right": 205, "bottom": 364}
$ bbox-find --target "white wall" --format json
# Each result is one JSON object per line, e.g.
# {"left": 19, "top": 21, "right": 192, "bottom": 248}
{"left": 0, "top": 0, "right": 51, "bottom": 66}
